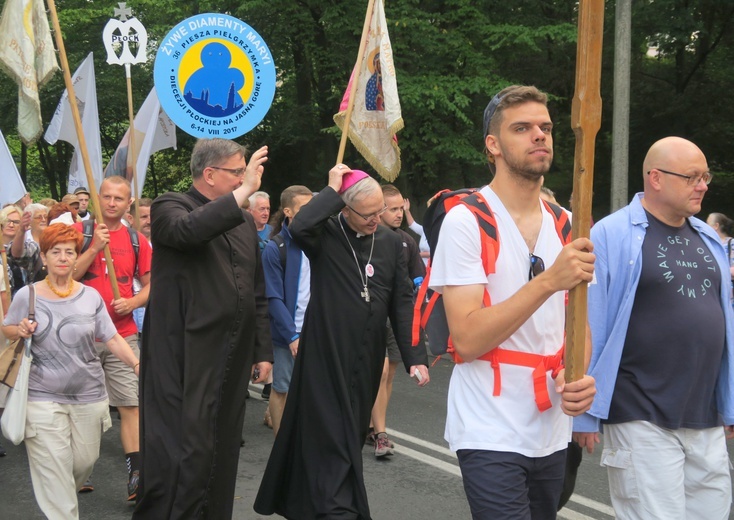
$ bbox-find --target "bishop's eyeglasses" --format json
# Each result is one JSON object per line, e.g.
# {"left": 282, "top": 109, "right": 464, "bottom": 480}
{"left": 347, "top": 204, "right": 388, "bottom": 222}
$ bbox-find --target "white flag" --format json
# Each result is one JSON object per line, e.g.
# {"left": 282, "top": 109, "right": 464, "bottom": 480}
{"left": 44, "top": 53, "right": 103, "bottom": 194}
{"left": 333, "top": 0, "right": 403, "bottom": 181}
{"left": 0, "top": 0, "right": 59, "bottom": 144}
{"left": 0, "top": 129, "right": 26, "bottom": 206}
{"left": 104, "top": 87, "right": 177, "bottom": 198}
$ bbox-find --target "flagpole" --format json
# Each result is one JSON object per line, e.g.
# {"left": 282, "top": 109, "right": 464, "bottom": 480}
{"left": 46, "top": 0, "right": 121, "bottom": 299}
{"left": 125, "top": 63, "right": 140, "bottom": 229}
{"left": 336, "top": 0, "right": 377, "bottom": 164}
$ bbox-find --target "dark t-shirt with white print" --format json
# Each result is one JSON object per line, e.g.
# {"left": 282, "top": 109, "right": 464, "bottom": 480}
{"left": 605, "top": 211, "right": 725, "bottom": 429}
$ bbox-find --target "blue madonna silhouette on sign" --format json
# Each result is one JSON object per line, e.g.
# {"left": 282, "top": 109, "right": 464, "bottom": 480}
{"left": 184, "top": 42, "right": 244, "bottom": 117}
{"left": 154, "top": 13, "right": 276, "bottom": 138}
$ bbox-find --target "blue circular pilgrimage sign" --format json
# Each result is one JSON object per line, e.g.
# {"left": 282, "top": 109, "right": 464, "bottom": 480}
{"left": 154, "top": 13, "right": 276, "bottom": 139}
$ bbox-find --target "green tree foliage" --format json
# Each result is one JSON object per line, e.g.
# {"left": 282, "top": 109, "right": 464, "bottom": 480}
{"left": 619, "top": 0, "right": 734, "bottom": 216}
{"left": 0, "top": 0, "right": 731, "bottom": 220}
{"left": 235, "top": 0, "right": 579, "bottom": 212}
{"left": 0, "top": 0, "right": 194, "bottom": 198}
{"left": 388, "top": 1, "right": 578, "bottom": 207}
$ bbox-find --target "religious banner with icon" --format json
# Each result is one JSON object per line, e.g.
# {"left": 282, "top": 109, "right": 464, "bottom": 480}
{"left": 333, "top": 0, "right": 403, "bottom": 182}
{"left": 153, "top": 13, "right": 276, "bottom": 139}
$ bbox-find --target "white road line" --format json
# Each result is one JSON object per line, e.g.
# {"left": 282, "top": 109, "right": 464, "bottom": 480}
{"left": 568, "top": 495, "right": 616, "bottom": 517}
{"left": 248, "top": 384, "right": 268, "bottom": 401}
{"left": 386, "top": 428, "right": 457, "bottom": 459}
{"left": 392, "top": 443, "right": 462, "bottom": 477}
{"left": 388, "top": 428, "right": 615, "bottom": 518}
{"left": 558, "top": 508, "right": 599, "bottom": 520}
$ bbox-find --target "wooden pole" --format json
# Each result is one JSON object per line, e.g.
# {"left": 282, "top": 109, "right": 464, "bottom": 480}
{"left": 336, "top": 0, "right": 377, "bottom": 164}
{"left": 565, "top": 0, "right": 604, "bottom": 383}
{"left": 46, "top": 0, "right": 120, "bottom": 299}
{"left": 125, "top": 63, "right": 140, "bottom": 229}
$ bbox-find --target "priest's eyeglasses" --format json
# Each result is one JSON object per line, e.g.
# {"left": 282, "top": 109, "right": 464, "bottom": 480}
{"left": 529, "top": 253, "right": 545, "bottom": 281}
{"left": 348, "top": 204, "right": 388, "bottom": 222}
{"left": 649, "top": 168, "right": 712, "bottom": 186}
{"left": 209, "top": 166, "right": 246, "bottom": 177}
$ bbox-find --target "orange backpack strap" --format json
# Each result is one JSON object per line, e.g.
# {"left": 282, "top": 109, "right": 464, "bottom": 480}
{"left": 460, "top": 192, "right": 499, "bottom": 277}
{"left": 412, "top": 262, "right": 432, "bottom": 346}
{"left": 461, "top": 192, "right": 496, "bottom": 310}
{"left": 541, "top": 200, "right": 572, "bottom": 245}
{"left": 475, "top": 346, "right": 565, "bottom": 412}
{"left": 541, "top": 200, "right": 572, "bottom": 309}
{"left": 443, "top": 192, "right": 497, "bottom": 363}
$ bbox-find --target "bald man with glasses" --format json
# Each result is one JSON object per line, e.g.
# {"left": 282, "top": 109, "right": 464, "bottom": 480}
{"left": 574, "top": 136, "right": 734, "bottom": 519}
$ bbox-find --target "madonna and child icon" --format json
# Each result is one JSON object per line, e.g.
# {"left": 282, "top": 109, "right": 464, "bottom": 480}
{"left": 184, "top": 42, "right": 245, "bottom": 117}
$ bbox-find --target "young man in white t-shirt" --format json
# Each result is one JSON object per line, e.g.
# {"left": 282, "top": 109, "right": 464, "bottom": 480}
{"left": 429, "top": 85, "right": 596, "bottom": 519}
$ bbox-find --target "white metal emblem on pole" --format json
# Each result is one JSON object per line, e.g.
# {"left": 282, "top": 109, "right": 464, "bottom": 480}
{"left": 103, "top": 2, "right": 148, "bottom": 226}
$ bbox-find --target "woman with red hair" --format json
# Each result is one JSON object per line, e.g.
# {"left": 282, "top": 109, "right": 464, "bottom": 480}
{"left": 1, "top": 223, "right": 140, "bottom": 519}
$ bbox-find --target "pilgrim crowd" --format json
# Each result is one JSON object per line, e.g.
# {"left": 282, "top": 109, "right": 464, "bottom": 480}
{"left": 2, "top": 85, "right": 734, "bottom": 520}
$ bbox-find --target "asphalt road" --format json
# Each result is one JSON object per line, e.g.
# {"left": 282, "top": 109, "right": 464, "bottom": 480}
{"left": 2, "top": 355, "right": 733, "bottom": 519}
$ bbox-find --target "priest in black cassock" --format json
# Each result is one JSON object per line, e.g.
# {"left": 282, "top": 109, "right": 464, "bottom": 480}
{"left": 254, "top": 165, "right": 430, "bottom": 519}
{"left": 134, "top": 139, "right": 273, "bottom": 519}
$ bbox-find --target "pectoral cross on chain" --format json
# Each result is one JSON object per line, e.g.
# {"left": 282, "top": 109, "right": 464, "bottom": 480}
{"left": 361, "top": 287, "right": 370, "bottom": 302}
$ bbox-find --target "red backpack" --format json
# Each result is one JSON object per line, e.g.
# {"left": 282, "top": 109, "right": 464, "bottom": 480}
{"left": 412, "top": 188, "right": 572, "bottom": 411}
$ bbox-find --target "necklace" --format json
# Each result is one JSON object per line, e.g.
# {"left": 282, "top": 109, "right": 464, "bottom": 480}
{"left": 339, "top": 215, "right": 375, "bottom": 302}
{"left": 46, "top": 277, "right": 74, "bottom": 298}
